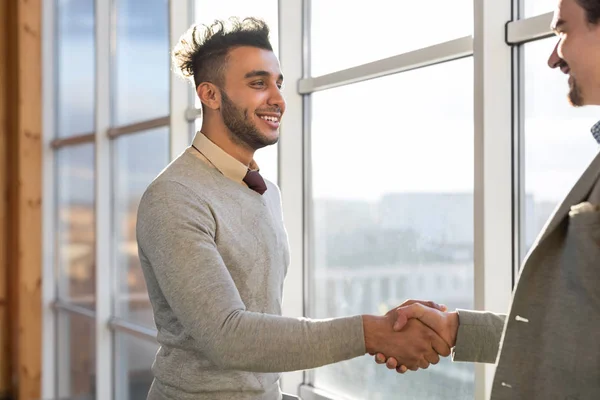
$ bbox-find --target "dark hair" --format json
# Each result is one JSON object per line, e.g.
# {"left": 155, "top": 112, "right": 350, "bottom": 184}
{"left": 172, "top": 17, "right": 273, "bottom": 89}
{"left": 576, "top": 0, "right": 600, "bottom": 24}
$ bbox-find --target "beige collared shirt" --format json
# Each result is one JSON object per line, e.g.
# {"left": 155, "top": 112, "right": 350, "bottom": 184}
{"left": 190, "top": 131, "right": 259, "bottom": 187}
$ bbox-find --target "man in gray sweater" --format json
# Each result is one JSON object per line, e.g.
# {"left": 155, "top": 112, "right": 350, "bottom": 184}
{"left": 136, "top": 17, "right": 452, "bottom": 400}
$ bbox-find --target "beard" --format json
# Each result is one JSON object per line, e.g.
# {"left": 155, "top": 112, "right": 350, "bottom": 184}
{"left": 568, "top": 76, "right": 584, "bottom": 107}
{"left": 220, "top": 89, "right": 278, "bottom": 150}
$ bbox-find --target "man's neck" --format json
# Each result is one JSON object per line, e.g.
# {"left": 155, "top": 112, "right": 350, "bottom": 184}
{"left": 201, "top": 122, "right": 254, "bottom": 167}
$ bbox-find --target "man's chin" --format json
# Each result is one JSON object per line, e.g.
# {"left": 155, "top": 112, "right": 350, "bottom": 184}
{"left": 567, "top": 80, "right": 586, "bottom": 107}
{"left": 568, "top": 92, "right": 584, "bottom": 107}
{"left": 258, "top": 131, "right": 279, "bottom": 147}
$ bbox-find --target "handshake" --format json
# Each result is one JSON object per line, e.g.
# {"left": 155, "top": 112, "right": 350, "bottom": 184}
{"left": 362, "top": 300, "right": 459, "bottom": 373}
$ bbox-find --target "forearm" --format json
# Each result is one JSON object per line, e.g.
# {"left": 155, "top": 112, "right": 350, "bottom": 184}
{"left": 452, "top": 309, "right": 507, "bottom": 363}
{"left": 203, "top": 311, "right": 365, "bottom": 372}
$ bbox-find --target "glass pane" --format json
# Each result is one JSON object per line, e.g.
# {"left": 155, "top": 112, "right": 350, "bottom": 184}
{"left": 522, "top": 38, "right": 600, "bottom": 258}
{"left": 524, "top": 0, "right": 557, "bottom": 18}
{"left": 57, "top": 311, "right": 96, "bottom": 399}
{"left": 57, "top": 0, "right": 95, "bottom": 137}
{"left": 311, "top": 0, "right": 473, "bottom": 76}
{"left": 57, "top": 144, "right": 96, "bottom": 310}
{"left": 254, "top": 143, "right": 278, "bottom": 185}
{"left": 113, "top": 128, "right": 169, "bottom": 327}
{"left": 193, "top": 120, "right": 278, "bottom": 184}
{"left": 113, "top": 0, "right": 169, "bottom": 125}
{"left": 114, "top": 333, "right": 158, "bottom": 400}
{"left": 310, "top": 59, "right": 475, "bottom": 399}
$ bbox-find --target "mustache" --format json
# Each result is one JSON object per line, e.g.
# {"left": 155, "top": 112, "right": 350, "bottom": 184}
{"left": 256, "top": 107, "right": 282, "bottom": 114}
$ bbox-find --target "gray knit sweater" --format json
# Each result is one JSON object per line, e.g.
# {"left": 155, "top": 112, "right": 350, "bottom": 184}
{"left": 136, "top": 149, "right": 365, "bottom": 400}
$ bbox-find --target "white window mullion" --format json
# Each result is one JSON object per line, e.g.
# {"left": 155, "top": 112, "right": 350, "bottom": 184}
{"left": 41, "top": 0, "right": 57, "bottom": 397}
{"left": 298, "top": 37, "right": 473, "bottom": 94}
{"left": 514, "top": 44, "right": 526, "bottom": 278}
{"left": 170, "top": 0, "right": 193, "bottom": 160}
{"left": 96, "top": 0, "right": 113, "bottom": 397}
{"left": 506, "top": 12, "right": 553, "bottom": 45}
{"left": 278, "top": 0, "right": 305, "bottom": 395}
{"left": 473, "top": 0, "right": 514, "bottom": 398}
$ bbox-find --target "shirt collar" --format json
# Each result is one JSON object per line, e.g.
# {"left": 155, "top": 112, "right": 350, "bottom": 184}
{"left": 191, "top": 131, "right": 259, "bottom": 183}
{"left": 591, "top": 120, "right": 600, "bottom": 145}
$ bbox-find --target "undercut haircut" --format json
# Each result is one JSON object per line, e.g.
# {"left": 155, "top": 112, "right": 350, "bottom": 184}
{"left": 172, "top": 17, "right": 273, "bottom": 89}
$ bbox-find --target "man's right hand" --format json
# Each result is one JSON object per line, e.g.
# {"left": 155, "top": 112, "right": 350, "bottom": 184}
{"left": 373, "top": 302, "right": 459, "bottom": 372}
{"left": 362, "top": 312, "right": 451, "bottom": 372}
{"left": 393, "top": 303, "right": 459, "bottom": 347}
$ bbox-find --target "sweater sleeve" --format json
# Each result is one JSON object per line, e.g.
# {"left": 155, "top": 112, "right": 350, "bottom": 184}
{"left": 136, "top": 180, "right": 366, "bottom": 373}
{"left": 451, "top": 309, "right": 507, "bottom": 364}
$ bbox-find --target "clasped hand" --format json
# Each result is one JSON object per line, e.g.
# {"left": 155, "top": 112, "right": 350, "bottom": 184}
{"left": 368, "top": 300, "right": 459, "bottom": 373}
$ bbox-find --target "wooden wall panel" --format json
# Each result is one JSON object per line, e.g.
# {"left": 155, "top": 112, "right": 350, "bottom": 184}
{"left": 16, "top": 0, "right": 43, "bottom": 398}
{"left": 5, "top": 0, "right": 43, "bottom": 399}
{"left": 0, "top": 0, "right": 10, "bottom": 395}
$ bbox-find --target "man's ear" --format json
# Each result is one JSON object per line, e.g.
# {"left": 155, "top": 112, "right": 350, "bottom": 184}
{"left": 197, "top": 82, "right": 221, "bottom": 111}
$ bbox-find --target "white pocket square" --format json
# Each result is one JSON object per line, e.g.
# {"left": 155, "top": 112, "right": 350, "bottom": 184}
{"left": 569, "top": 201, "right": 600, "bottom": 217}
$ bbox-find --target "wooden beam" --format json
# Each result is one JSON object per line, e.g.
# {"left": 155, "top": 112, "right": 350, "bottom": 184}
{"left": 17, "top": 0, "right": 42, "bottom": 398}
{"left": 0, "top": 0, "right": 11, "bottom": 395}
{"left": 5, "top": 0, "right": 43, "bottom": 398}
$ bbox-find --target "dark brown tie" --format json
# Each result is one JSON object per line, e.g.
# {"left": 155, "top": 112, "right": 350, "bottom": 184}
{"left": 243, "top": 170, "right": 267, "bottom": 195}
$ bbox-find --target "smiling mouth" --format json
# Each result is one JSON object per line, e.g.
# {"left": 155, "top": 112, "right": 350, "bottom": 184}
{"left": 256, "top": 113, "right": 282, "bottom": 130}
{"left": 258, "top": 115, "right": 280, "bottom": 123}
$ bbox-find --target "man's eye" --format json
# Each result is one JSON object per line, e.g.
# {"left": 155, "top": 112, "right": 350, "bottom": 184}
{"left": 252, "top": 81, "right": 265, "bottom": 87}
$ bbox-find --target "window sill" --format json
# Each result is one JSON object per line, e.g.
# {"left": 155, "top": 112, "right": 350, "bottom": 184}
{"left": 299, "top": 384, "right": 352, "bottom": 400}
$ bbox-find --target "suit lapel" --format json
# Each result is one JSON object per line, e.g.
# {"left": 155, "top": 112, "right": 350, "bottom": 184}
{"left": 535, "top": 150, "right": 600, "bottom": 246}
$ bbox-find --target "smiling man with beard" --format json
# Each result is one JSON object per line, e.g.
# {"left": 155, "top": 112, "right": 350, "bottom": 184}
{"left": 374, "top": 0, "right": 600, "bottom": 398}
{"left": 135, "top": 17, "right": 452, "bottom": 400}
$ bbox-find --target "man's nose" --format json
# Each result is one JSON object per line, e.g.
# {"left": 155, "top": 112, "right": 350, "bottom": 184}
{"left": 268, "top": 87, "right": 285, "bottom": 110}
{"left": 547, "top": 40, "right": 561, "bottom": 68}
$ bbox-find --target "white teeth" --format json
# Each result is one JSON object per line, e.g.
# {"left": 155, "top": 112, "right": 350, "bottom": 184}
{"left": 259, "top": 115, "right": 278, "bottom": 123}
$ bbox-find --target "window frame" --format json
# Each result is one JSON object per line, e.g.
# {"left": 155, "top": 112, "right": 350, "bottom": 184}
{"left": 41, "top": 0, "right": 560, "bottom": 399}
